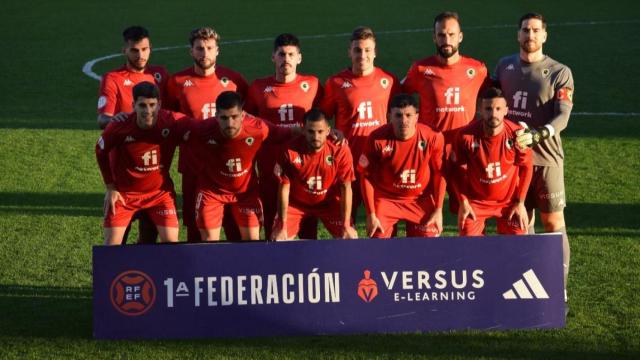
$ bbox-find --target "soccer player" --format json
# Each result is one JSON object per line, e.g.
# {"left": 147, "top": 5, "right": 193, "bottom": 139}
{"left": 165, "top": 27, "right": 248, "bottom": 242}
{"left": 402, "top": 11, "right": 489, "bottom": 214}
{"left": 320, "top": 26, "right": 401, "bottom": 222}
{"left": 190, "top": 91, "right": 292, "bottom": 241}
{"left": 451, "top": 87, "right": 533, "bottom": 235}
{"left": 271, "top": 109, "right": 357, "bottom": 240}
{"left": 96, "top": 82, "right": 186, "bottom": 245}
{"left": 494, "top": 13, "right": 574, "bottom": 301}
{"left": 357, "top": 94, "right": 445, "bottom": 238}
{"left": 96, "top": 25, "right": 169, "bottom": 244}
{"left": 245, "top": 33, "right": 322, "bottom": 240}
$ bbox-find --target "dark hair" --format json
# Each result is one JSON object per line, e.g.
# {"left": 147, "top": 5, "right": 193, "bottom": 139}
{"left": 480, "top": 86, "right": 506, "bottom": 101}
{"left": 519, "top": 13, "right": 546, "bottom": 29}
{"left": 303, "top": 108, "right": 328, "bottom": 125}
{"left": 189, "top": 27, "right": 220, "bottom": 47}
{"left": 132, "top": 81, "right": 159, "bottom": 101}
{"left": 216, "top": 91, "right": 244, "bottom": 111}
{"left": 122, "top": 26, "right": 150, "bottom": 43}
{"left": 389, "top": 93, "right": 419, "bottom": 110}
{"left": 433, "top": 11, "right": 460, "bottom": 29}
{"left": 350, "top": 26, "right": 376, "bottom": 42}
{"left": 274, "top": 33, "right": 300, "bottom": 51}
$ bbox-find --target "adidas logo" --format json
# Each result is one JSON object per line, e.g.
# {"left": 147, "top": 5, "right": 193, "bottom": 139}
{"left": 123, "top": 79, "right": 133, "bottom": 86}
{"left": 423, "top": 68, "right": 435, "bottom": 76}
{"left": 341, "top": 81, "right": 353, "bottom": 89}
{"left": 502, "top": 269, "right": 549, "bottom": 300}
{"left": 264, "top": 86, "right": 274, "bottom": 93}
{"left": 183, "top": 80, "right": 194, "bottom": 87}
{"left": 506, "top": 64, "right": 515, "bottom": 71}
{"left": 124, "top": 136, "right": 135, "bottom": 143}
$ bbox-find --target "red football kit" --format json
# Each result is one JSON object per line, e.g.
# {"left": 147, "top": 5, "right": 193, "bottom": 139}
{"left": 95, "top": 110, "right": 188, "bottom": 228}
{"left": 452, "top": 119, "right": 533, "bottom": 235}
{"left": 245, "top": 74, "right": 323, "bottom": 239}
{"left": 97, "top": 64, "right": 169, "bottom": 115}
{"left": 273, "top": 135, "right": 355, "bottom": 238}
{"left": 165, "top": 65, "right": 248, "bottom": 240}
{"left": 358, "top": 123, "right": 444, "bottom": 238}
{"left": 190, "top": 114, "right": 291, "bottom": 230}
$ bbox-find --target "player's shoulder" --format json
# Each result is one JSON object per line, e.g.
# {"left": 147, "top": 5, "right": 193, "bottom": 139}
{"left": 458, "top": 119, "right": 483, "bottom": 137}
{"left": 145, "top": 64, "right": 169, "bottom": 81}
{"left": 216, "top": 65, "right": 246, "bottom": 81}
{"left": 325, "top": 68, "right": 351, "bottom": 84}
{"left": 543, "top": 56, "right": 573, "bottom": 77}
{"left": 374, "top": 67, "right": 399, "bottom": 81}
{"left": 297, "top": 74, "right": 320, "bottom": 87}
{"left": 460, "top": 55, "right": 488, "bottom": 71}
{"left": 370, "top": 123, "right": 393, "bottom": 139}
{"left": 416, "top": 123, "right": 443, "bottom": 140}
{"left": 249, "top": 75, "right": 276, "bottom": 90}
{"left": 502, "top": 118, "right": 523, "bottom": 133}
{"left": 496, "top": 54, "right": 519, "bottom": 69}
{"left": 102, "top": 65, "right": 128, "bottom": 81}
{"left": 171, "top": 67, "right": 194, "bottom": 79}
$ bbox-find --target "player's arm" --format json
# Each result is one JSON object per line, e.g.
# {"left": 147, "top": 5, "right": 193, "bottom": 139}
{"left": 426, "top": 133, "right": 446, "bottom": 234}
{"left": 273, "top": 182, "right": 290, "bottom": 241}
{"left": 449, "top": 135, "right": 476, "bottom": 231}
{"left": 400, "top": 62, "right": 418, "bottom": 94}
{"left": 339, "top": 181, "right": 358, "bottom": 239}
{"left": 508, "top": 142, "right": 534, "bottom": 229}
{"left": 360, "top": 174, "right": 383, "bottom": 238}
{"left": 318, "top": 79, "right": 337, "bottom": 121}
{"left": 95, "top": 128, "right": 124, "bottom": 215}
{"left": 96, "top": 73, "right": 119, "bottom": 129}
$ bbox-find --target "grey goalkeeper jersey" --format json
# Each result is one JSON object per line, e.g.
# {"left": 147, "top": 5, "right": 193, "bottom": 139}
{"left": 495, "top": 55, "right": 574, "bottom": 167}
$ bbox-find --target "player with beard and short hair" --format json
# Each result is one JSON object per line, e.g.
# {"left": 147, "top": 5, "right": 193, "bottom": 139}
{"left": 245, "top": 33, "right": 323, "bottom": 240}
{"left": 450, "top": 87, "right": 533, "bottom": 236}
{"left": 96, "top": 82, "right": 188, "bottom": 245}
{"left": 165, "top": 27, "right": 248, "bottom": 242}
{"left": 96, "top": 26, "right": 170, "bottom": 244}
{"left": 402, "top": 11, "right": 489, "bottom": 215}
{"left": 271, "top": 109, "right": 357, "bottom": 240}
{"left": 320, "top": 26, "right": 401, "bottom": 224}
{"left": 357, "top": 94, "right": 445, "bottom": 238}
{"left": 494, "top": 13, "right": 575, "bottom": 307}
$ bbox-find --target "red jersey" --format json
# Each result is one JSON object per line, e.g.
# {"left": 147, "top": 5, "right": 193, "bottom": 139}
{"left": 320, "top": 67, "right": 400, "bottom": 162}
{"left": 357, "top": 123, "right": 444, "bottom": 201}
{"left": 97, "top": 64, "right": 169, "bottom": 115}
{"left": 403, "top": 56, "right": 488, "bottom": 137}
{"left": 95, "top": 110, "right": 188, "bottom": 193}
{"left": 452, "top": 119, "right": 533, "bottom": 206}
{"left": 190, "top": 114, "right": 291, "bottom": 195}
{"left": 165, "top": 65, "right": 248, "bottom": 174}
{"left": 274, "top": 136, "right": 355, "bottom": 207}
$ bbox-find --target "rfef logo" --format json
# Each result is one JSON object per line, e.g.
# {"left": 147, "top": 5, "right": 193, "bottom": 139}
{"left": 110, "top": 270, "right": 156, "bottom": 316}
{"left": 357, "top": 269, "right": 378, "bottom": 303}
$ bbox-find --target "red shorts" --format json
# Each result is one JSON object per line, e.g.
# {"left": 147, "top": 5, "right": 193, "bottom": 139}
{"left": 196, "top": 189, "right": 263, "bottom": 229}
{"left": 103, "top": 189, "right": 179, "bottom": 228}
{"left": 460, "top": 200, "right": 527, "bottom": 236}
{"left": 277, "top": 201, "right": 349, "bottom": 239}
{"left": 374, "top": 196, "right": 439, "bottom": 238}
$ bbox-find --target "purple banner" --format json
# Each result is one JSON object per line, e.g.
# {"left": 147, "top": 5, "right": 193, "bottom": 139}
{"left": 93, "top": 234, "right": 564, "bottom": 339}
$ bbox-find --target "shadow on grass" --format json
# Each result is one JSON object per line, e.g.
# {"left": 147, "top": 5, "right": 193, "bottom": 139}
{"left": 0, "top": 286, "right": 636, "bottom": 359}
{"left": 563, "top": 116, "right": 640, "bottom": 139}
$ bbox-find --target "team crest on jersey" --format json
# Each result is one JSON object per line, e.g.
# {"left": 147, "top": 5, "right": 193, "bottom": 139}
{"left": 380, "top": 78, "right": 389, "bottom": 89}
{"left": 245, "top": 137, "right": 255, "bottom": 146}
{"left": 123, "top": 79, "right": 133, "bottom": 86}
{"left": 466, "top": 68, "right": 476, "bottom": 78}
{"left": 97, "top": 96, "right": 107, "bottom": 109}
{"left": 161, "top": 128, "right": 170, "bottom": 138}
{"left": 542, "top": 69, "right": 550, "bottom": 77}
{"left": 154, "top": 72, "right": 162, "bottom": 83}
{"left": 358, "top": 154, "right": 369, "bottom": 169}
{"left": 300, "top": 81, "right": 310, "bottom": 92}
{"left": 418, "top": 140, "right": 426, "bottom": 151}
{"left": 325, "top": 155, "right": 334, "bottom": 165}
{"left": 506, "top": 139, "right": 514, "bottom": 149}
{"left": 221, "top": 77, "right": 230, "bottom": 87}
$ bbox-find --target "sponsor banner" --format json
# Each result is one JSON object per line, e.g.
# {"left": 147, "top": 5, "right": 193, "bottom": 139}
{"left": 93, "top": 234, "right": 564, "bottom": 339}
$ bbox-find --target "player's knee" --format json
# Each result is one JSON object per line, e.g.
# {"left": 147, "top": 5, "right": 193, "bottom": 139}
{"left": 541, "top": 212, "right": 565, "bottom": 232}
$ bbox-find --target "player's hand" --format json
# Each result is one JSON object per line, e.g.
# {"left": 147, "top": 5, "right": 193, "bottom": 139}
{"left": 341, "top": 225, "right": 359, "bottom": 239}
{"left": 515, "top": 122, "right": 533, "bottom": 150}
{"left": 426, "top": 207, "right": 443, "bottom": 235}
{"left": 104, "top": 189, "right": 125, "bottom": 216}
{"left": 271, "top": 218, "right": 288, "bottom": 241}
{"left": 507, "top": 200, "right": 529, "bottom": 231}
{"left": 457, "top": 199, "right": 476, "bottom": 232}
{"left": 366, "top": 213, "right": 384, "bottom": 238}
{"left": 329, "top": 128, "right": 348, "bottom": 146}
{"left": 111, "top": 112, "right": 130, "bottom": 123}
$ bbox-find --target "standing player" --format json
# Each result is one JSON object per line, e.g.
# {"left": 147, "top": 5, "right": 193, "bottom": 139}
{"left": 451, "top": 87, "right": 533, "bottom": 235}
{"left": 165, "top": 27, "right": 248, "bottom": 242}
{"left": 245, "top": 33, "right": 322, "bottom": 240}
{"left": 272, "top": 109, "right": 357, "bottom": 240}
{"left": 96, "top": 26, "right": 169, "bottom": 244}
{"left": 96, "top": 82, "right": 185, "bottom": 245}
{"left": 320, "top": 26, "right": 401, "bottom": 222}
{"left": 357, "top": 94, "right": 445, "bottom": 238}
{"left": 191, "top": 91, "right": 292, "bottom": 241}
{"left": 402, "top": 11, "right": 489, "bottom": 214}
{"left": 495, "top": 13, "right": 574, "bottom": 302}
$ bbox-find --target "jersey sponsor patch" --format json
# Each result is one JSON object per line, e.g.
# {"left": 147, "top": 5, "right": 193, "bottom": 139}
{"left": 300, "top": 81, "right": 310, "bottom": 92}
{"left": 154, "top": 72, "right": 162, "bottom": 83}
{"left": 557, "top": 87, "right": 573, "bottom": 103}
{"left": 358, "top": 154, "right": 369, "bottom": 169}
{"left": 466, "top": 68, "right": 476, "bottom": 78}
{"left": 380, "top": 78, "right": 389, "bottom": 89}
{"left": 97, "top": 96, "right": 107, "bottom": 109}
{"left": 245, "top": 137, "right": 255, "bottom": 146}
{"left": 221, "top": 77, "right": 230, "bottom": 87}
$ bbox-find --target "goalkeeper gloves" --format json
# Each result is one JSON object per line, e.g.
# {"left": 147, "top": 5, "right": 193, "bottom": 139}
{"left": 515, "top": 122, "right": 552, "bottom": 150}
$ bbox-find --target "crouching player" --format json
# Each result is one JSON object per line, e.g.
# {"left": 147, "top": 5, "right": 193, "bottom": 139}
{"left": 451, "top": 87, "right": 533, "bottom": 235}
{"left": 271, "top": 109, "right": 358, "bottom": 240}
{"left": 358, "top": 94, "right": 445, "bottom": 238}
{"left": 96, "top": 81, "right": 186, "bottom": 245}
